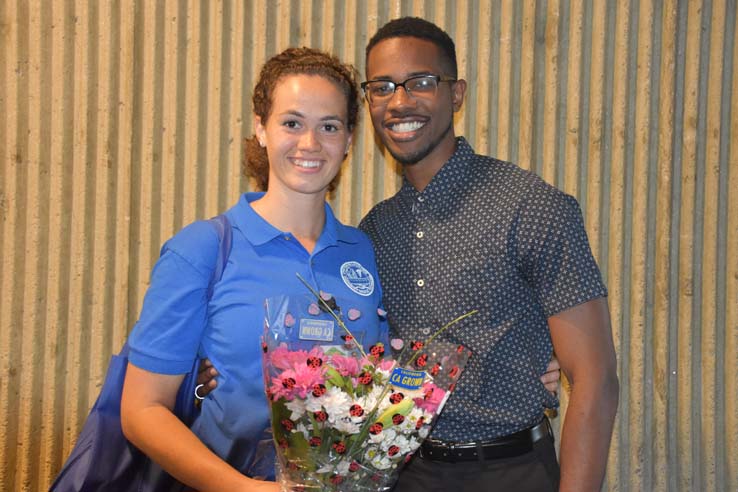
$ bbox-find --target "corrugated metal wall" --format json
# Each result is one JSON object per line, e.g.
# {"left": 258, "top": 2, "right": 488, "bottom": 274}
{"left": 1, "top": 1, "right": 736, "bottom": 490}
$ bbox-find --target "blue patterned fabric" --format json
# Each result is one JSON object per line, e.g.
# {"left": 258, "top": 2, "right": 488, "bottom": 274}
{"left": 360, "top": 138, "right": 607, "bottom": 441}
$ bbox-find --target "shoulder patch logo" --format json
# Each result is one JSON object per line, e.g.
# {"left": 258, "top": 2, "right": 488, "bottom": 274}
{"left": 340, "top": 261, "right": 374, "bottom": 297}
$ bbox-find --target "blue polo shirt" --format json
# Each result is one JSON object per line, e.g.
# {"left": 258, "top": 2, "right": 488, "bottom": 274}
{"left": 128, "top": 192, "right": 388, "bottom": 477}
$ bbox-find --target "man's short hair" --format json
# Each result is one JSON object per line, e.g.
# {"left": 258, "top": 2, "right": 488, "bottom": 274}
{"left": 365, "top": 17, "right": 458, "bottom": 78}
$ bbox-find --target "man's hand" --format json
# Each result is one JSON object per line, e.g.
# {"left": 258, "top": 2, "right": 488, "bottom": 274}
{"left": 196, "top": 359, "right": 218, "bottom": 399}
{"left": 541, "top": 356, "right": 561, "bottom": 395}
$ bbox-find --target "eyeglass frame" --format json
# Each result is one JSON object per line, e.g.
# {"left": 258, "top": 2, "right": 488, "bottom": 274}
{"left": 360, "top": 74, "right": 458, "bottom": 105}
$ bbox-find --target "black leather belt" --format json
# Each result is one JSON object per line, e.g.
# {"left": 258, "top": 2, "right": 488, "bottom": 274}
{"left": 417, "top": 417, "right": 553, "bottom": 463}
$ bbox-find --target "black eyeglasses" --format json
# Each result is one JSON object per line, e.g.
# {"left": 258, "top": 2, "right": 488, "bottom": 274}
{"left": 360, "top": 74, "right": 457, "bottom": 106}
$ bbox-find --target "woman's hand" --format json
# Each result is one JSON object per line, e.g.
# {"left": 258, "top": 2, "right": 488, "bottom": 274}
{"left": 540, "top": 356, "right": 561, "bottom": 395}
{"left": 195, "top": 359, "right": 219, "bottom": 403}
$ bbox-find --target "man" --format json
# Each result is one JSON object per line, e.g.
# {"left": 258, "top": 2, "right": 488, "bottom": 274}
{"left": 357, "top": 17, "right": 618, "bottom": 492}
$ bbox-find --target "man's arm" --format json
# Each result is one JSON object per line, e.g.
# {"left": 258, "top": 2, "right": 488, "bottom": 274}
{"left": 548, "top": 297, "right": 619, "bottom": 492}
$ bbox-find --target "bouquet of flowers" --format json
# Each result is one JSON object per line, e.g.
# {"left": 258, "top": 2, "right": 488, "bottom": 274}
{"left": 261, "top": 276, "right": 475, "bottom": 491}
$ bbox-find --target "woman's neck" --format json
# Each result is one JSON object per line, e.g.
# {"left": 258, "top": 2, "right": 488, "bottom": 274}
{"left": 251, "top": 189, "right": 326, "bottom": 253}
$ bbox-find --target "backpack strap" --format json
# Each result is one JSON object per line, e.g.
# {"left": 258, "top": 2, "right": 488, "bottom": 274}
{"left": 206, "top": 213, "right": 233, "bottom": 300}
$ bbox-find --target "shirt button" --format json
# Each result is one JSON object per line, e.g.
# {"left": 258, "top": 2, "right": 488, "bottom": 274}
{"left": 416, "top": 231, "right": 424, "bottom": 239}
{"left": 421, "top": 327, "right": 431, "bottom": 335}
{"left": 417, "top": 279, "right": 425, "bottom": 287}
{"left": 284, "top": 235, "right": 290, "bottom": 240}
{"left": 418, "top": 196, "right": 425, "bottom": 202}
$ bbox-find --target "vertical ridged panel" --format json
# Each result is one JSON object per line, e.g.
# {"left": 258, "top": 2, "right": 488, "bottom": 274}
{"left": 1, "top": 1, "right": 736, "bottom": 490}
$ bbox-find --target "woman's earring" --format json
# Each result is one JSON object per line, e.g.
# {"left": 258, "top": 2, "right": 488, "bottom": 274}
{"left": 258, "top": 139, "right": 265, "bottom": 148}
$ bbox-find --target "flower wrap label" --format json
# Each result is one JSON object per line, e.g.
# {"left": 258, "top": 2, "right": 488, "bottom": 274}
{"left": 390, "top": 367, "right": 426, "bottom": 389}
{"left": 298, "top": 319, "right": 334, "bottom": 341}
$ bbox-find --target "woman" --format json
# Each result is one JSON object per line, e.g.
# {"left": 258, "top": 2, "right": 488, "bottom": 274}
{"left": 121, "top": 47, "right": 386, "bottom": 491}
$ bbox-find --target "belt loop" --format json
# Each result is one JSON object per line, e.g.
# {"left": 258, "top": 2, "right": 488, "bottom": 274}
{"left": 476, "top": 442, "right": 484, "bottom": 462}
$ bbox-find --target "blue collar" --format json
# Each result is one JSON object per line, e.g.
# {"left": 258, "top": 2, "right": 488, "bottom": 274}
{"left": 227, "top": 192, "right": 358, "bottom": 248}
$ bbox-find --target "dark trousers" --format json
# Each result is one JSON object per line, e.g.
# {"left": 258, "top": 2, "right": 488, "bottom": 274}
{"left": 393, "top": 434, "right": 560, "bottom": 492}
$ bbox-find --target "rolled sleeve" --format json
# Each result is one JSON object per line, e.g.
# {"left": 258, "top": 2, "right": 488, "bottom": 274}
{"left": 128, "top": 249, "right": 210, "bottom": 374}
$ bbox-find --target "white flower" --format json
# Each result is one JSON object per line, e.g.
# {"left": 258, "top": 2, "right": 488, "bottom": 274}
{"left": 305, "top": 394, "right": 324, "bottom": 413}
{"left": 332, "top": 416, "right": 362, "bottom": 434}
{"left": 294, "top": 422, "right": 311, "bottom": 440}
{"left": 316, "top": 459, "right": 350, "bottom": 475}
{"left": 285, "top": 398, "right": 307, "bottom": 420}
{"left": 321, "top": 386, "right": 352, "bottom": 417}
{"left": 364, "top": 446, "right": 393, "bottom": 470}
{"left": 369, "top": 427, "right": 396, "bottom": 445}
{"left": 383, "top": 434, "right": 412, "bottom": 455}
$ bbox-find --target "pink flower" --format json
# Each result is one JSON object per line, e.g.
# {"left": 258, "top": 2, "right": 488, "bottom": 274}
{"left": 329, "top": 354, "right": 361, "bottom": 376}
{"left": 270, "top": 344, "right": 325, "bottom": 371}
{"left": 413, "top": 382, "right": 447, "bottom": 414}
{"left": 269, "top": 364, "right": 326, "bottom": 400}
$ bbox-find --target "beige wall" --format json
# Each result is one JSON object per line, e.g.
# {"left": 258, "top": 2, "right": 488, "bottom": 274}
{"left": 1, "top": 1, "right": 736, "bottom": 490}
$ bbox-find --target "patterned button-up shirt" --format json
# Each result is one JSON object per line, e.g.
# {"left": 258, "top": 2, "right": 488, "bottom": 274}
{"left": 360, "top": 137, "right": 607, "bottom": 441}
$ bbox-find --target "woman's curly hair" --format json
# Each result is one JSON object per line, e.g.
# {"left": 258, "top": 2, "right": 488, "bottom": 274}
{"left": 243, "top": 47, "right": 361, "bottom": 191}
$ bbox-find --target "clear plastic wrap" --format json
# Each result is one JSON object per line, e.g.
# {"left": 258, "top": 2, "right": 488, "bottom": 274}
{"left": 262, "top": 292, "right": 473, "bottom": 491}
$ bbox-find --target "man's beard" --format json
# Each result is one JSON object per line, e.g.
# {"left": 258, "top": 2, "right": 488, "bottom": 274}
{"left": 386, "top": 118, "right": 454, "bottom": 166}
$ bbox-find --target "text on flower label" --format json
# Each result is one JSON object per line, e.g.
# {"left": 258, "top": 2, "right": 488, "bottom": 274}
{"left": 298, "top": 319, "right": 334, "bottom": 341}
{"left": 390, "top": 367, "right": 426, "bottom": 389}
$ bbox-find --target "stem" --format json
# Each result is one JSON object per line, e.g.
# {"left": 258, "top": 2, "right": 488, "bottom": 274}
{"left": 405, "top": 310, "right": 478, "bottom": 366}
{"left": 296, "top": 273, "right": 368, "bottom": 359}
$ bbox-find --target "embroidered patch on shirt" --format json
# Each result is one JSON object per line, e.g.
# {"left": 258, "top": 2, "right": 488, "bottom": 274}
{"left": 340, "top": 261, "right": 374, "bottom": 296}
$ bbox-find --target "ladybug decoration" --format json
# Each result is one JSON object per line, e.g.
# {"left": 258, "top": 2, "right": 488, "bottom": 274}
{"left": 392, "top": 414, "right": 405, "bottom": 425}
{"left": 281, "top": 419, "right": 294, "bottom": 431}
{"left": 318, "top": 292, "right": 340, "bottom": 313}
{"left": 410, "top": 340, "right": 424, "bottom": 351}
{"left": 349, "top": 461, "right": 360, "bottom": 472}
{"left": 341, "top": 334, "right": 356, "bottom": 348}
{"left": 389, "top": 392, "right": 404, "bottom": 404}
{"left": 430, "top": 363, "right": 441, "bottom": 376}
{"left": 448, "top": 365, "right": 460, "bottom": 378}
{"left": 369, "top": 422, "right": 383, "bottom": 435}
{"left": 329, "top": 475, "right": 344, "bottom": 485}
{"left": 357, "top": 371, "right": 373, "bottom": 385}
{"left": 349, "top": 404, "right": 364, "bottom": 417}
{"left": 415, "top": 353, "right": 428, "bottom": 368}
{"left": 306, "top": 356, "right": 323, "bottom": 368}
{"left": 311, "top": 383, "right": 327, "bottom": 397}
{"left": 423, "top": 387, "right": 434, "bottom": 400}
{"left": 387, "top": 445, "right": 400, "bottom": 456}
{"left": 332, "top": 441, "right": 347, "bottom": 454}
{"left": 282, "top": 377, "right": 296, "bottom": 390}
{"left": 415, "top": 416, "right": 425, "bottom": 430}
{"left": 314, "top": 410, "right": 328, "bottom": 422}
{"left": 309, "top": 436, "right": 322, "bottom": 447}
{"left": 369, "top": 343, "right": 385, "bottom": 358}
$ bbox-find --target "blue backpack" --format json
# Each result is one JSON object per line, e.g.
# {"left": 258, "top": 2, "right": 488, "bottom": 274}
{"left": 50, "top": 215, "right": 232, "bottom": 492}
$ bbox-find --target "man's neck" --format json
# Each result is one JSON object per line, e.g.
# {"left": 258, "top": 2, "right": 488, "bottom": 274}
{"left": 403, "top": 135, "right": 458, "bottom": 192}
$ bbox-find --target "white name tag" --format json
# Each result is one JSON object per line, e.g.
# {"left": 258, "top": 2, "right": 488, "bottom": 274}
{"left": 298, "top": 319, "right": 334, "bottom": 341}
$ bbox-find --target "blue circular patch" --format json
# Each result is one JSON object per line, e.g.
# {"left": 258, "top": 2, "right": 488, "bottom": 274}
{"left": 340, "top": 261, "right": 374, "bottom": 297}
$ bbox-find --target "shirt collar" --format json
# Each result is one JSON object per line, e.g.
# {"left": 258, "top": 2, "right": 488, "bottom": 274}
{"left": 228, "top": 192, "right": 357, "bottom": 247}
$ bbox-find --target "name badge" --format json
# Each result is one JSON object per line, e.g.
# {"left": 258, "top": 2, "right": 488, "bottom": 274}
{"left": 390, "top": 367, "right": 426, "bottom": 389}
{"left": 299, "top": 319, "right": 334, "bottom": 341}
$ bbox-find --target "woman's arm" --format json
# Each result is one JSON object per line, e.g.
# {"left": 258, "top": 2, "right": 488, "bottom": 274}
{"left": 121, "top": 363, "right": 279, "bottom": 492}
